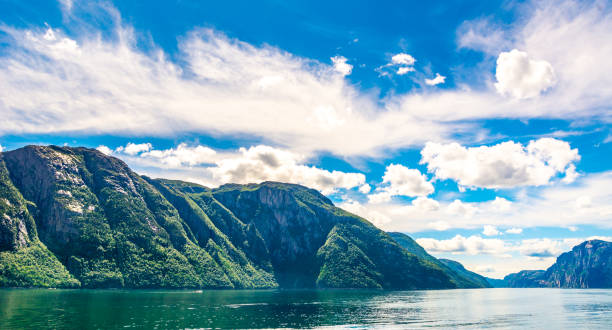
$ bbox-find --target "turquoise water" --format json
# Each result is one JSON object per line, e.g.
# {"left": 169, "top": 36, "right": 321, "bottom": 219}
{"left": 1, "top": 288, "right": 611, "bottom": 329}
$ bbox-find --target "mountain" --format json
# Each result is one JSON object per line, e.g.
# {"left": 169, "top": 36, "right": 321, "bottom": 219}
{"left": 0, "top": 145, "right": 456, "bottom": 289}
{"left": 388, "top": 232, "right": 491, "bottom": 288}
{"left": 504, "top": 240, "right": 612, "bottom": 288}
{"left": 437, "top": 259, "right": 491, "bottom": 288}
{"left": 504, "top": 270, "right": 547, "bottom": 288}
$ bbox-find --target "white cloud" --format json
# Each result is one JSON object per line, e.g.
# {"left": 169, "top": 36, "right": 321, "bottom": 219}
{"left": 421, "top": 138, "right": 580, "bottom": 189}
{"left": 209, "top": 145, "right": 365, "bottom": 194}
{"left": 397, "top": 66, "right": 415, "bottom": 75}
{"left": 482, "top": 225, "right": 500, "bottom": 236}
{"left": 447, "top": 200, "right": 478, "bottom": 219}
{"left": 2, "top": 0, "right": 611, "bottom": 159}
{"left": 517, "top": 238, "right": 563, "bottom": 258}
{"left": 317, "top": 168, "right": 612, "bottom": 234}
{"left": 417, "top": 235, "right": 607, "bottom": 260}
{"left": 0, "top": 145, "right": 4, "bottom": 152}
{"left": 425, "top": 73, "right": 446, "bottom": 86}
{"left": 457, "top": 18, "right": 510, "bottom": 55}
{"left": 381, "top": 164, "right": 434, "bottom": 196}
{"left": 0, "top": 20, "right": 463, "bottom": 157}
{"left": 395, "top": 0, "right": 612, "bottom": 123}
{"left": 411, "top": 196, "right": 440, "bottom": 212}
{"left": 108, "top": 143, "right": 366, "bottom": 194}
{"left": 575, "top": 196, "right": 592, "bottom": 209}
{"left": 330, "top": 56, "right": 353, "bottom": 76}
{"left": 494, "top": 49, "right": 556, "bottom": 99}
{"left": 58, "top": 0, "right": 73, "bottom": 13}
{"left": 139, "top": 143, "right": 215, "bottom": 167}
{"left": 358, "top": 184, "right": 371, "bottom": 194}
{"left": 506, "top": 228, "right": 523, "bottom": 234}
{"left": 339, "top": 199, "right": 392, "bottom": 227}
{"left": 96, "top": 145, "right": 112, "bottom": 155}
{"left": 562, "top": 164, "right": 579, "bottom": 183}
{"left": 391, "top": 53, "right": 416, "bottom": 66}
{"left": 117, "top": 142, "right": 152, "bottom": 155}
{"left": 368, "top": 164, "right": 433, "bottom": 203}
{"left": 490, "top": 197, "right": 512, "bottom": 212}
{"left": 417, "top": 235, "right": 507, "bottom": 256}
{"left": 377, "top": 53, "right": 417, "bottom": 76}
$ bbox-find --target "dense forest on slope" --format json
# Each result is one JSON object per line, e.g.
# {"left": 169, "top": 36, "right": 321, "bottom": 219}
{"left": 0, "top": 145, "right": 475, "bottom": 290}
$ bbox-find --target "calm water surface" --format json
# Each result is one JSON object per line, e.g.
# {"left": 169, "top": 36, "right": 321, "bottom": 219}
{"left": 1, "top": 288, "right": 611, "bottom": 329}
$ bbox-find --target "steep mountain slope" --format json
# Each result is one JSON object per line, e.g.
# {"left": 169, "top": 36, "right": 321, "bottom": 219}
{"left": 388, "top": 232, "right": 491, "bottom": 288}
{"left": 438, "top": 259, "right": 491, "bottom": 288}
{"left": 504, "top": 240, "right": 612, "bottom": 288}
{"left": 0, "top": 145, "right": 456, "bottom": 289}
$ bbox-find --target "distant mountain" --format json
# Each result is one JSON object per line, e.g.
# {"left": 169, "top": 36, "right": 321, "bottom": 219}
{"left": 0, "top": 145, "right": 458, "bottom": 289}
{"left": 388, "top": 232, "right": 491, "bottom": 288}
{"left": 504, "top": 240, "right": 612, "bottom": 288}
{"left": 504, "top": 270, "right": 547, "bottom": 288}
{"left": 484, "top": 277, "right": 508, "bottom": 288}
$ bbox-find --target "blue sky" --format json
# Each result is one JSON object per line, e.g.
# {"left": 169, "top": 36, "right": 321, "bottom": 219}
{"left": 1, "top": 0, "right": 611, "bottom": 278}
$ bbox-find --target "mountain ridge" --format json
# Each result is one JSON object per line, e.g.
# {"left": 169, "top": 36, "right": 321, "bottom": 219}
{"left": 0, "top": 145, "right": 464, "bottom": 290}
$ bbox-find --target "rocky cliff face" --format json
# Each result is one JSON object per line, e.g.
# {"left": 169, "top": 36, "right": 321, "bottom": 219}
{"left": 504, "top": 240, "right": 612, "bottom": 288}
{"left": 545, "top": 240, "right": 612, "bottom": 288}
{"left": 0, "top": 145, "right": 456, "bottom": 290}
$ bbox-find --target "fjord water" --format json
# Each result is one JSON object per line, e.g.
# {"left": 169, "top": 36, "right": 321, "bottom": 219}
{"left": 1, "top": 288, "right": 611, "bottom": 329}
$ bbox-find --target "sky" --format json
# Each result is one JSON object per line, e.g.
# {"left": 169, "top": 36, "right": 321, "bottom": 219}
{"left": 0, "top": 0, "right": 611, "bottom": 278}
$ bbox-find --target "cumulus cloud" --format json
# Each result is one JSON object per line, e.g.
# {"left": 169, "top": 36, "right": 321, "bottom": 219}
{"left": 506, "top": 228, "right": 523, "bottom": 234}
{"left": 417, "top": 235, "right": 507, "bottom": 256}
{"left": 339, "top": 199, "right": 392, "bottom": 227}
{"left": 208, "top": 145, "right": 365, "bottom": 194}
{"left": 376, "top": 53, "right": 417, "bottom": 76}
{"left": 368, "top": 164, "right": 433, "bottom": 203}
{"left": 317, "top": 168, "right": 612, "bottom": 234}
{"left": 490, "top": 197, "right": 512, "bottom": 212}
{"left": 391, "top": 53, "right": 416, "bottom": 66}
{"left": 482, "top": 225, "right": 500, "bottom": 236}
{"left": 96, "top": 145, "right": 112, "bottom": 155}
{"left": 117, "top": 142, "right": 152, "bottom": 155}
{"left": 330, "top": 56, "right": 353, "bottom": 76}
{"left": 517, "top": 238, "right": 563, "bottom": 258}
{"left": 104, "top": 142, "right": 366, "bottom": 194}
{"left": 416, "top": 235, "right": 602, "bottom": 260}
{"left": 411, "top": 196, "right": 440, "bottom": 212}
{"left": 358, "top": 184, "right": 371, "bottom": 194}
{"left": 140, "top": 144, "right": 216, "bottom": 167}
{"left": 425, "top": 73, "right": 446, "bottom": 86}
{"left": 397, "top": 66, "right": 415, "bottom": 75}
{"left": 494, "top": 49, "right": 556, "bottom": 99}
{"left": 447, "top": 200, "right": 478, "bottom": 219}
{"left": 421, "top": 138, "right": 580, "bottom": 189}
{"left": 0, "top": 145, "right": 4, "bottom": 152}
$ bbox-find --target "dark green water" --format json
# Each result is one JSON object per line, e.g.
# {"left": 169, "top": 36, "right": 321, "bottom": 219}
{"left": 1, "top": 288, "right": 611, "bottom": 329}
